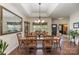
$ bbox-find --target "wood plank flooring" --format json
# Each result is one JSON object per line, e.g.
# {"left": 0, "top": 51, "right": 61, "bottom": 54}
{"left": 9, "top": 38, "right": 79, "bottom": 55}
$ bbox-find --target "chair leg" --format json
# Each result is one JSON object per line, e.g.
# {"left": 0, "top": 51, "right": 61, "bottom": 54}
{"left": 28, "top": 47, "right": 36, "bottom": 55}
{"left": 43, "top": 47, "right": 52, "bottom": 55}
{"left": 18, "top": 46, "right": 24, "bottom": 54}
{"left": 59, "top": 44, "right": 61, "bottom": 50}
{"left": 26, "top": 47, "right": 29, "bottom": 55}
{"left": 34, "top": 48, "right": 37, "bottom": 55}
{"left": 43, "top": 48, "right": 46, "bottom": 54}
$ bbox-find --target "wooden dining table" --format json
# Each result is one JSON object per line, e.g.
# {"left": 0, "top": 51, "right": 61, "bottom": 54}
{"left": 19, "top": 36, "right": 60, "bottom": 42}
{"left": 19, "top": 36, "right": 60, "bottom": 46}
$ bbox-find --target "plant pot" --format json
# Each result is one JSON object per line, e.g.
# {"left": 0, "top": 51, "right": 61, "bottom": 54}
{"left": 70, "top": 38, "right": 76, "bottom": 46}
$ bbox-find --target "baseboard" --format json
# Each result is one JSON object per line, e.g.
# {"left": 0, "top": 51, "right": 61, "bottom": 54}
{"left": 7, "top": 46, "right": 19, "bottom": 55}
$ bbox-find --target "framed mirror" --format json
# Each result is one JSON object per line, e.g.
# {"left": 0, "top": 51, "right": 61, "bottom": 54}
{"left": 0, "top": 6, "right": 22, "bottom": 35}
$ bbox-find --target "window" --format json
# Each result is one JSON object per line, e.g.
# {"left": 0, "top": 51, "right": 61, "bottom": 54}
{"left": 33, "top": 23, "right": 48, "bottom": 32}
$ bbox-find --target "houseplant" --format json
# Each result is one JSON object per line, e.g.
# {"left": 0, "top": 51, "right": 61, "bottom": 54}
{"left": 0, "top": 40, "right": 8, "bottom": 55}
{"left": 69, "top": 30, "right": 79, "bottom": 45}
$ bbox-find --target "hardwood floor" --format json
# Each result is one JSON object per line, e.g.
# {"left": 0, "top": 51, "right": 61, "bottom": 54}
{"left": 9, "top": 38, "right": 79, "bottom": 55}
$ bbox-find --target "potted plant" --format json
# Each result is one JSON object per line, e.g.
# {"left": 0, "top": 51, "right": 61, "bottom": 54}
{"left": 69, "top": 30, "right": 79, "bottom": 45}
{"left": 0, "top": 40, "right": 8, "bottom": 55}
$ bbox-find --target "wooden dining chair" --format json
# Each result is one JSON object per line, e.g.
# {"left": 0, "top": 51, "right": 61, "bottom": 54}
{"left": 27, "top": 36, "right": 37, "bottom": 54}
{"left": 17, "top": 33, "right": 28, "bottom": 54}
{"left": 43, "top": 38, "right": 52, "bottom": 54}
{"left": 17, "top": 33, "right": 22, "bottom": 48}
{"left": 52, "top": 36, "right": 61, "bottom": 49}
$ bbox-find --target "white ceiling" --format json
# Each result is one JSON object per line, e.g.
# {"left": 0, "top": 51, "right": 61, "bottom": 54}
{"left": 11, "top": 3, "right": 79, "bottom": 18}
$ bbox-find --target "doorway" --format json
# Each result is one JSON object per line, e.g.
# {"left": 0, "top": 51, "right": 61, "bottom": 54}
{"left": 52, "top": 24, "right": 57, "bottom": 36}
{"left": 59, "top": 24, "right": 68, "bottom": 34}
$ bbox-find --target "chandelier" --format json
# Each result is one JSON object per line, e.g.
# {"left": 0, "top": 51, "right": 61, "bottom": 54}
{"left": 35, "top": 3, "right": 45, "bottom": 23}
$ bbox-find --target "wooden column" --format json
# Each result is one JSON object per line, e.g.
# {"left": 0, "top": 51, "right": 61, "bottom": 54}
{"left": 0, "top": 6, "right": 2, "bottom": 35}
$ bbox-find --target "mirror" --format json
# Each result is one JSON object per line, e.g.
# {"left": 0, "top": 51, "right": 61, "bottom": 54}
{"left": 2, "top": 7, "right": 22, "bottom": 34}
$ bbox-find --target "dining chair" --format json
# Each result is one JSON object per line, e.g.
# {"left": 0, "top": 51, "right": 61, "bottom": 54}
{"left": 17, "top": 33, "right": 22, "bottom": 48}
{"left": 27, "top": 36, "right": 37, "bottom": 54}
{"left": 52, "top": 36, "right": 61, "bottom": 49}
{"left": 17, "top": 33, "right": 28, "bottom": 54}
{"left": 43, "top": 38, "right": 52, "bottom": 54}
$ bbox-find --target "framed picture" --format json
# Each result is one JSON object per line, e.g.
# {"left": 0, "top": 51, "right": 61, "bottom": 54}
{"left": 73, "top": 23, "right": 79, "bottom": 28}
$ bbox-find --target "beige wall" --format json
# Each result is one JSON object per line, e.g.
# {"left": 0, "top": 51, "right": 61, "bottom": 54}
{"left": 70, "top": 11, "right": 79, "bottom": 30}
{"left": 0, "top": 33, "right": 19, "bottom": 54}
{"left": 25, "top": 17, "right": 52, "bottom": 35}
{"left": 0, "top": 4, "right": 25, "bottom": 54}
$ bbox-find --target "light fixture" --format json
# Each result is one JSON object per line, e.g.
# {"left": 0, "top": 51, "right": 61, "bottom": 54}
{"left": 38, "top": 20, "right": 40, "bottom": 23}
{"left": 34, "top": 3, "right": 44, "bottom": 23}
{"left": 41, "top": 20, "right": 44, "bottom": 23}
{"left": 58, "top": 17, "right": 63, "bottom": 20}
{"left": 35, "top": 20, "right": 38, "bottom": 23}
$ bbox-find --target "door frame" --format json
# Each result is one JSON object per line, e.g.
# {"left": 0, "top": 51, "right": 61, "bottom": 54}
{"left": 52, "top": 24, "right": 57, "bottom": 36}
